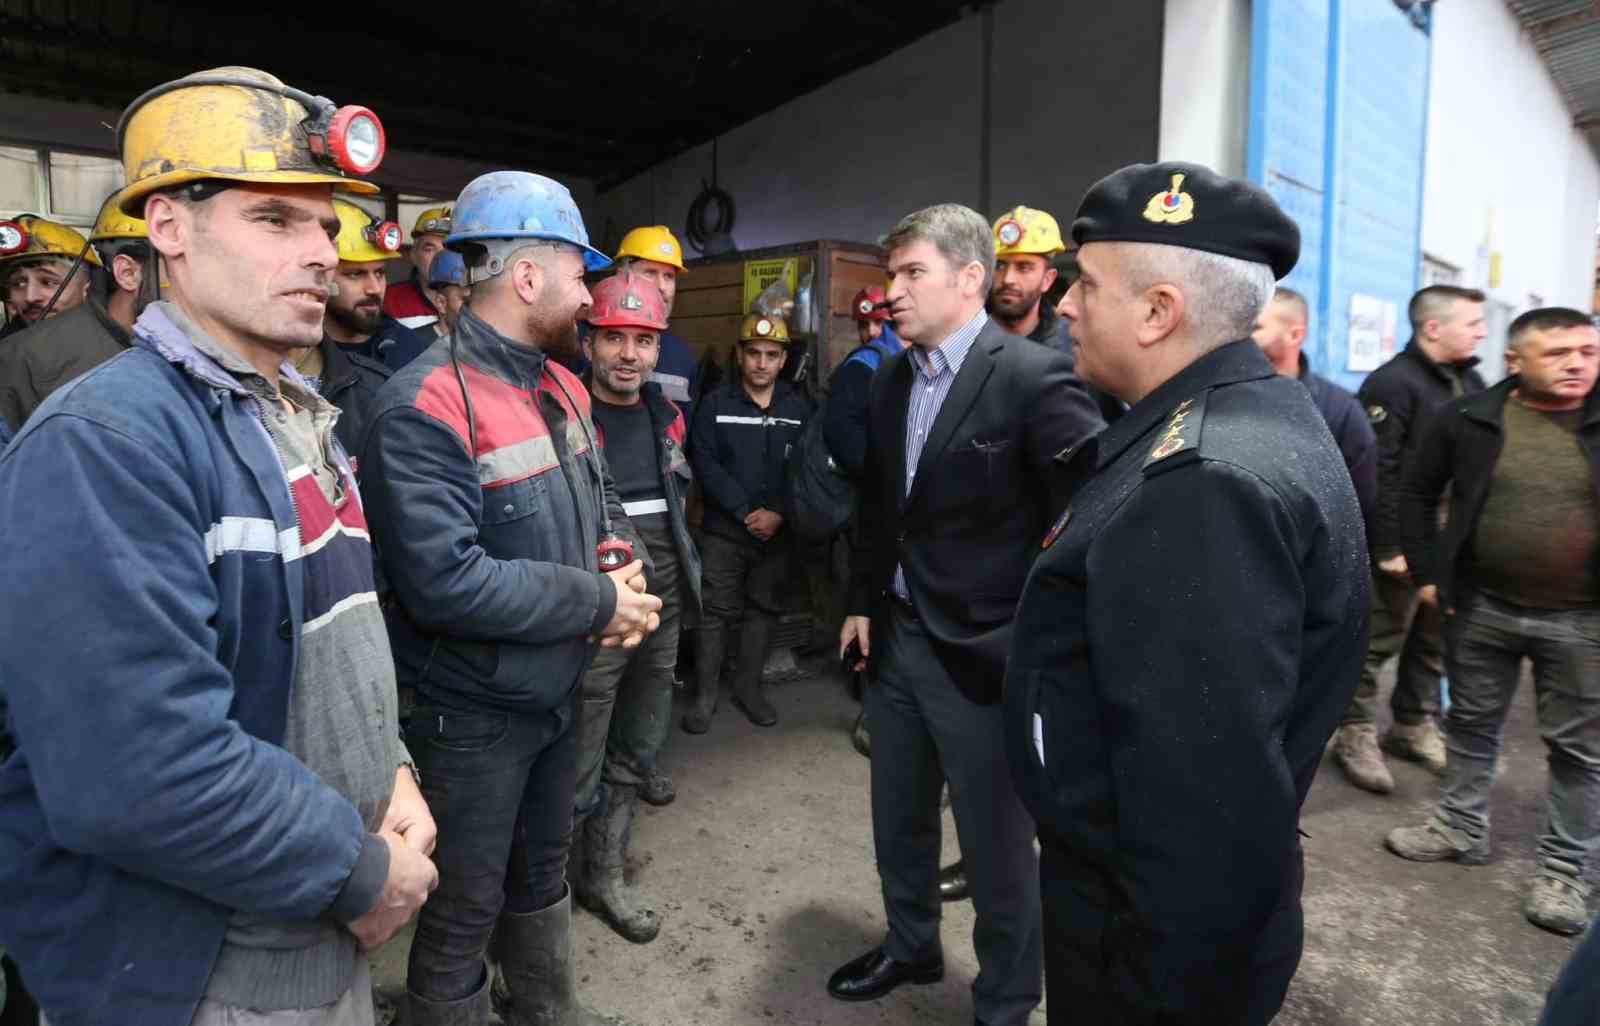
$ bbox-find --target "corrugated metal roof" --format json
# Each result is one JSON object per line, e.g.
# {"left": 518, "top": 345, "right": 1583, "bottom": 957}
{"left": 1507, "top": 0, "right": 1600, "bottom": 155}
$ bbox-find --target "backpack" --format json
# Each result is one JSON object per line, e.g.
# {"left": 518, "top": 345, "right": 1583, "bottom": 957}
{"left": 785, "top": 341, "right": 892, "bottom": 542}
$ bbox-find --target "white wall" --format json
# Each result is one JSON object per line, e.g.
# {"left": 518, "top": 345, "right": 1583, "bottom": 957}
{"left": 0, "top": 92, "right": 590, "bottom": 211}
{"left": 1158, "top": 0, "right": 1251, "bottom": 176}
{"left": 591, "top": 0, "right": 1165, "bottom": 256}
{"left": 1422, "top": 0, "right": 1600, "bottom": 313}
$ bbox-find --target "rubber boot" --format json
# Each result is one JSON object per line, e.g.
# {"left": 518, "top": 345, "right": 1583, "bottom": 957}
{"left": 683, "top": 624, "right": 724, "bottom": 734}
{"left": 498, "top": 886, "right": 617, "bottom": 1026}
{"left": 731, "top": 611, "right": 778, "bottom": 727}
{"left": 574, "top": 785, "right": 661, "bottom": 943}
{"left": 407, "top": 969, "right": 490, "bottom": 1026}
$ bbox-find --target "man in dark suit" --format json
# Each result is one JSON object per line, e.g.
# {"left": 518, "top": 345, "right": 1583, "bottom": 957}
{"left": 827, "top": 202, "right": 1103, "bottom": 1026}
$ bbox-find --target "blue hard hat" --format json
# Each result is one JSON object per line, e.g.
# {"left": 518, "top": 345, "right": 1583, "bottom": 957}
{"left": 446, "top": 170, "right": 611, "bottom": 272}
{"left": 429, "top": 248, "right": 467, "bottom": 288}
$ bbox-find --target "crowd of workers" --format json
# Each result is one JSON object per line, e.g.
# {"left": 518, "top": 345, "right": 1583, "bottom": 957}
{"left": 0, "top": 63, "right": 1596, "bottom": 1026}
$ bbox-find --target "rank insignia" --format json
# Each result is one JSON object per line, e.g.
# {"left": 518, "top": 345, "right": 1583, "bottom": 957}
{"left": 1042, "top": 507, "right": 1072, "bottom": 549}
{"left": 1144, "top": 395, "right": 1203, "bottom": 468}
{"left": 1142, "top": 173, "right": 1196, "bottom": 225}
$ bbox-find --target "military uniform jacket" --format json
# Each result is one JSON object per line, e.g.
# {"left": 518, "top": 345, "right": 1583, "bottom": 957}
{"left": 1004, "top": 340, "right": 1369, "bottom": 1022}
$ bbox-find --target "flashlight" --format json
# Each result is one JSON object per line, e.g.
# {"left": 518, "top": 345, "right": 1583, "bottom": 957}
{"left": 597, "top": 534, "right": 634, "bottom": 572}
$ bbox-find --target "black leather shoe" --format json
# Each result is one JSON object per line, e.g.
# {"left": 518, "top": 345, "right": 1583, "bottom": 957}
{"left": 827, "top": 947, "right": 943, "bottom": 1002}
{"left": 939, "top": 860, "right": 969, "bottom": 903}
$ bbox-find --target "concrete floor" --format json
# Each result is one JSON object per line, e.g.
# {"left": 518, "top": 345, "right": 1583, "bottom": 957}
{"left": 375, "top": 664, "right": 1578, "bottom": 1026}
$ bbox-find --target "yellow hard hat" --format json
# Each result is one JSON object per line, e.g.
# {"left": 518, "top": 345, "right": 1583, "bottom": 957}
{"left": 616, "top": 225, "right": 688, "bottom": 273}
{"left": 0, "top": 215, "right": 102, "bottom": 268}
{"left": 90, "top": 203, "right": 148, "bottom": 243}
{"left": 738, "top": 313, "right": 790, "bottom": 344}
{"left": 334, "top": 200, "right": 403, "bottom": 263}
{"left": 116, "top": 66, "right": 383, "bottom": 218}
{"left": 992, "top": 205, "right": 1065, "bottom": 259}
{"left": 411, "top": 206, "right": 452, "bottom": 238}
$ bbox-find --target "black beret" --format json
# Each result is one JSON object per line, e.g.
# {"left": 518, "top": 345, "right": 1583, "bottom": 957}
{"left": 1071, "top": 161, "right": 1300, "bottom": 280}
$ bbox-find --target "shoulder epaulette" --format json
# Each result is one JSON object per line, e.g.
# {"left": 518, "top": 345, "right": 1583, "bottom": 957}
{"left": 1142, "top": 392, "right": 1207, "bottom": 475}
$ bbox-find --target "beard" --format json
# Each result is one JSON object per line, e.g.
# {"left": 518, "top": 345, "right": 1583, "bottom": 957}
{"left": 595, "top": 360, "right": 645, "bottom": 398}
{"left": 328, "top": 300, "right": 382, "bottom": 336}
{"left": 989, "top": 286, "right": 1040, "bottom": 321}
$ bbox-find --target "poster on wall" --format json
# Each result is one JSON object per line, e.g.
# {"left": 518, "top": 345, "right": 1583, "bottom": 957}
{"left": 1346, "top": 294, "right": 1398, "bottom": 373}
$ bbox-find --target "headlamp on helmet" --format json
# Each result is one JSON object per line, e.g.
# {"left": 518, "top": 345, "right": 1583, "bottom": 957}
{"left": 0, "top": 221, "right": 29, "bottom": 256}
{"left": 367, "top": 219, "right": 403, "bottom": 253}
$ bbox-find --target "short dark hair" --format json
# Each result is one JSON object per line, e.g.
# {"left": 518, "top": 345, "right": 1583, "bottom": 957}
{"left": 99, "top": 239, "right": 151, "bottom": 297}
{"left": 1408, "top": 285, "right": 1485, "bottom": 330}
{"left": 1272, "top": 286, "right": 1308, "bottom": 324}
{"left": 1508, "top": 306, "right": 1595, "bottom": 349}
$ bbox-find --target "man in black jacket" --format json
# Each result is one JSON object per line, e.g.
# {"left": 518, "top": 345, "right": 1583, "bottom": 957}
{"left": 1387, "top": 307, "right": 1600, "bottom": 937}
{"left": 686, "top": 314, "right": 811, "bottom": 731}
{"left": 1347, "top": 285, "right": 1487, "bottom": 791}
{"left": 827, "top": 203, "right": 1102, "bottom": 1026}
{"left": 572, "top": 272, "right": 702, "bottom": 944}
{"left": 1253, "top": 284, "right": 1387, "bottom": 791}
{"left": 1006, "top": 162, "right": 1367, "bottom": 1026}
{"left": 0, "top": 204, "right": 149, "bottom": 430}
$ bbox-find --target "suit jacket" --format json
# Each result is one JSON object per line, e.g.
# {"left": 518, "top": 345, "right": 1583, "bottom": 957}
{"left": 849, "top": 317, "right": 1104, "bottom": 704}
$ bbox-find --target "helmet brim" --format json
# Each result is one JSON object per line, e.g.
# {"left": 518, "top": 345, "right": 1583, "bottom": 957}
{"left": 117, "top": 170, "right": 380, "bottom": 218}
{"left": 587, "top": 314, "right": 670, "bottom": 332}
{"left": 446, "top": 230, "right": 613, "bottom": 273}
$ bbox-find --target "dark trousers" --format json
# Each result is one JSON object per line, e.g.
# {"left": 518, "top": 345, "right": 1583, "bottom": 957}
{"left": 1348, "top": 569, "right": 1443, "bottom": 726}
{"left": 1437, "top": 594, "right": 1600, "bottom": 880}
{"left": 1040, "top": 844, "right": 1303, "bottom": 1026}
{"left": 1539, "top": 920, "right": 1600, "bottom": 1025}
{"left": 406, "top": 692, "right": 579, "bottom": 1001}
{"left": 698, "top": 529, "right": 788, "bottom": 690}
{"left": 866, "top": 603, "right": 1041, "bottom": 1026}
{"left": 576, "top": 535, "right": 682, "bottom": 815}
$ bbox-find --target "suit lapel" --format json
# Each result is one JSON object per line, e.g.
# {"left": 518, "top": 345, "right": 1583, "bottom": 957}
{"left": 907, "top": 331, "right": 997, "bottom": 509}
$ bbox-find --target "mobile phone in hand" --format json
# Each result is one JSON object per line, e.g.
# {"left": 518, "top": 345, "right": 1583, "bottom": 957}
{"left": 841, "top": 639, "right": 865, "bottom": 674}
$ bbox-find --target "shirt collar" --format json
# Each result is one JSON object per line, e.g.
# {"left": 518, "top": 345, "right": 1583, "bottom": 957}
{"left": 909, "top": 308, "right": 987, "bottom": 378}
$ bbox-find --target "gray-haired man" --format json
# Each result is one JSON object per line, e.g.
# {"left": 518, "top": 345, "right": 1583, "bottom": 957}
{"left": 829, "top": 203, "right": 1102, "bottom": 1026}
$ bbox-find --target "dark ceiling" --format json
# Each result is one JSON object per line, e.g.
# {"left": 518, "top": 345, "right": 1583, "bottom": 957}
{"left": 0, "top": 0, "right": 979, "bottom": 188}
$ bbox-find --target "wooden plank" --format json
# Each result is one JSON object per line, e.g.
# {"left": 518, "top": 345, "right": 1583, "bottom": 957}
{"left": 672, "top": 284, "right": 746, "bottom": 319}
{"left": 677, "top": 261, "right": 744, "bottom": 290}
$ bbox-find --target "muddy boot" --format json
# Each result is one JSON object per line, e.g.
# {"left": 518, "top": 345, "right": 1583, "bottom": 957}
{"left": 574, "top": 785, "right": 661, "bottom": 944}
{"left": 1385, "top": 815, "right": 1491, "bottom": 865}
{"left": 498, "top": 887, "right": 620, "bottom": 1026}
{"left": 851, "top": 709, "right": 871, "bottom": 758}
{"left": 407, "top": 970, "right": 490, "bottom": 1026}
{"left": 683, "top": 625, "right": 724, "bottom": 735}
{"left": 1334, "top": 723, "right": 1395, "bottom": 794}
{"left": 1383, "top": 719, "right": 1448, "bottom": 774}
{"left": 1526, "top": 874, "right": 1591, "bottom": 936}
{"left": 639, "top": 772, "right": 676, "bottom": 807}
{"left": 731, "top": 611, "right": 778, "bottom": 727}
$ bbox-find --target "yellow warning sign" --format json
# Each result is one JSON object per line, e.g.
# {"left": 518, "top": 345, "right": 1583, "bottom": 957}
{"left": 742, "top": 258, "right": 798, "bottom": 314}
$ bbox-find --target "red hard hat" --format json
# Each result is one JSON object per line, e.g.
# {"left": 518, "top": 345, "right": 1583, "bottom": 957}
{"left": 852, "top": 285, "right": 890, "bottom": 322}
{"left": 588, "top": 270, "right": 669, "bottom": 331}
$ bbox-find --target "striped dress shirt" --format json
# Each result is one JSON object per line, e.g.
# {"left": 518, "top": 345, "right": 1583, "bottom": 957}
{"left": 894, "top": 308, "right": 988, "bottom": 599}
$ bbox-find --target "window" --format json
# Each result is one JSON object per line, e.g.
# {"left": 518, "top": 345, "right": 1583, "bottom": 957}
{"left": 1420, "top": 253, "right": 1461, "bottom": 288}
{"left": 0, "top": 146, "right": 125, "bottom": 229}
{"left": 48, "top": 152, "right": 124, "bottom": 222}
{"left": 0, "top": 146, "right": 43, "bottom": 212}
